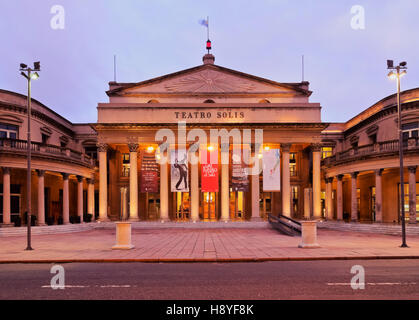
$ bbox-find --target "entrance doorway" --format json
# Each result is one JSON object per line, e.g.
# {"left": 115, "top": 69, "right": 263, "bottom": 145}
{"left": 260, "top": 192, "right": 272, "bottom": 219}
{"left": 230, "top": 191, "right": 245, "bottom": 220}
{"left": 202, "top": 192, "right": 217, "bottom": 221}
{"left": 174, "top": 192, "right": 190, "bottom": 221}
{"left": 146, "top": 193, "right": 160, "bottom": 220}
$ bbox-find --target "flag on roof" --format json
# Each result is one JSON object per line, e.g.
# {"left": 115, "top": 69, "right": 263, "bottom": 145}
{"left": 199, "top": 19, "right": 208, "bottom": 27}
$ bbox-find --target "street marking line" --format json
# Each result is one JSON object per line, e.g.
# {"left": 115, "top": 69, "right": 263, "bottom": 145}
{"left": 327, "top": 282, "right": 416, "bottom": 286}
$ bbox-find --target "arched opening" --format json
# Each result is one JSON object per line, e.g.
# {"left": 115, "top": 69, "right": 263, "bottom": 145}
{"left": 258, "top": 99, "right": 271, "bottom": 103}
{"left": 203, "top": 99, "right": 215, "bottom": 103}
{"left": 147, "top": 99, "right": 159, "bottom": 103}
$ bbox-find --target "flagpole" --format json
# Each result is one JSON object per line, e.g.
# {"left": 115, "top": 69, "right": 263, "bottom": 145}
{"left": 207, "top": 16, "right": 209, "bottom": 40}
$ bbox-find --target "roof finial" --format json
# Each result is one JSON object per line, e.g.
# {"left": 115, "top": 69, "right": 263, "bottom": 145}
{"left": 199, "top": 17, "right": 214, "bottom": 64}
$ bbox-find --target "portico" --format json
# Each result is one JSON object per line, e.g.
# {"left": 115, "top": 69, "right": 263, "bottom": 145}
{"left": 92, "top": 52, "right": 326, "bottom": 222}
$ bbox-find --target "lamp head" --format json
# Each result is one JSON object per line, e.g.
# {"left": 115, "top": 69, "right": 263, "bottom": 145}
{"left": 31, "top": 72, "right": 39, "bottom": 80}
{"left": 387, "top": 60, "right": 394, "bottom": 69}
{"left": 400, "top": 61, "right": 407, "bottom": 67}
{"left": 20, "top": 63, "right": 27, "bottom": 69}
{"left": 387, "top": 71, "right": 396, "bottom": 80}
{"left": 33, "top": 61, "right": 41, "bottom": 71}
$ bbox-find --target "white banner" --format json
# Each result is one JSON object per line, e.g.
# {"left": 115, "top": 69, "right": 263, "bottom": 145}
{"left": 171, "top": 149, "right": 189, "bottom": 192}
{"left": 263, "top": 149, "right": 281, "bottom": 191}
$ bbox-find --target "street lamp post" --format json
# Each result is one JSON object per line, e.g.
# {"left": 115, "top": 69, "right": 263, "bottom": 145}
{"left": 387, "top": 60, "right": 408, "bottom": 248}
{"left": 19, "top": 62, "right": 41, "bottom": 251}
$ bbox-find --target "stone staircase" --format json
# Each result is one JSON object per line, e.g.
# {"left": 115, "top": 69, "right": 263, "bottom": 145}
{"left": 317, "top": 220, "right": 419, "bottom": 236}
{"left": 0, "top": 223, "right": 95, "bottom": 237}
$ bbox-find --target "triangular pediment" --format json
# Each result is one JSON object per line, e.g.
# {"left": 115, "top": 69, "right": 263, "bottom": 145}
{"left": 108, "top": 64, "right": 309, "bottom": 96}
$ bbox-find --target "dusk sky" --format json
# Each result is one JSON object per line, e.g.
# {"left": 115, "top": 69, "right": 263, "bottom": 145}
{"left": 0, "top": 0, "right": 418, "bottom": 124}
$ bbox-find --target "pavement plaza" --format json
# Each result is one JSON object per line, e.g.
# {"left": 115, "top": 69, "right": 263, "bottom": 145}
{"left": 1, "top": 223, "right": 419, "bottom": 262}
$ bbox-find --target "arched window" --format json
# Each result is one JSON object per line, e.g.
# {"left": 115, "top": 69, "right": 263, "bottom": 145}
{"left": 258, "top": 99, "right": 270, "bottom": 103}
{"left": 203, "top": 99, "right": 215, "bottom": 103}
{"left": 147, "top": 99, "right": 159, "bottom": 103}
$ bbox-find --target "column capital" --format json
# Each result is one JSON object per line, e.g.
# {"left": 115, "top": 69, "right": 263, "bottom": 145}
{"left": 2, "top": 167, "right": 10, "bottom": 175}
{"left": 97, "top": 143, "right": 109, "bottom": 152}
{"left": 128, "top": 143, "right": 139, "bottom": 152}
{"left": 311, "top": 143, "right": 322, "bottom": 152}
{"left": 408, "top": 166, "right": 417, "bottom": 174}
{"left": 61, "top": 172, "right": 70, "bottom": 180}
{"left": 326, "top": 177, "right": 334, "bottom": 184}
{"left": 337, "top": 174, "right": 344, "bottom": 181}
{"left": 86, "top": 178, "right": 95, "bottom": 184}
{"left": 375, "top": 168, "right": 384, "bottom": 176}
{"left": 350, "top": 171, "right": 359, "bottom": 179}
{"left": 76, "top": 175, "right": 84, "bottom": 183}
{"left": 280, "top": 143, "right": 292, "bottom": 152}
{"left": 36, "top": 169, "right": 45, "bottom": 177}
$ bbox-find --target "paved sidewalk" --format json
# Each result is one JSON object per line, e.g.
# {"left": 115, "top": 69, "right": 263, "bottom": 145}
{"left": 1, "top": 227, "right": 419, "bottom": 263}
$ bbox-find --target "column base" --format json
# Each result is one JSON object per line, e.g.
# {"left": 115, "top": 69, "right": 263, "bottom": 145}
{"left": 351, "top": 219, "right": 358, "bottom": 223}
{"left": 37, "top": 223, "right": 47, "bottom": 226}
{"left": 98, "top": 217, "right": 110, "bottom": 222}
{"left": 0, "top": 223, "right": 15, "bottom": 228}
{"left": 129, "top": 217, "right": 140, "bottom": 222}
{"left": 220, "top": 218, "right": 230, "bottom": 223}
{"left": 112, "top": 244, "right": 135, "bottom": 250}
{"left": 298, "top": 243, "right": 320, "bottom": 249}
{"left": 160, "top": 218, "right": 170, "bottom": 223}
{"left": 409, "top": 221, "right": 417, "bottom": 225}
{"left": 250, "top": 217, "right": 263, "bottom": 222}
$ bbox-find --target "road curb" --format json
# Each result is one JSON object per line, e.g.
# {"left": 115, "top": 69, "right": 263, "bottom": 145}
{"left": 1, "top": 255, "right": 419, "bottom": 264}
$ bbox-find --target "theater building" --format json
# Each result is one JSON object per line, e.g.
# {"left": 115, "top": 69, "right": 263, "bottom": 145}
{"left": 0, "top": 52, "right": 418, "bottom": 226}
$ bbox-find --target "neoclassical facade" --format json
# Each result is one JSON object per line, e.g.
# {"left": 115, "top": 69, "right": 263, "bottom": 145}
{"left": 0, "top": 53, "right": 418, "bottom": 227}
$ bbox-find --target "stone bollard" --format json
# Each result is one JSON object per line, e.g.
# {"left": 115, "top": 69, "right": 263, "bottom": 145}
{"left": 298, "top": 221, "right": 320, "bottom": 248}
{"left": 112, "top": 222, "right": 135, "bottom": 250}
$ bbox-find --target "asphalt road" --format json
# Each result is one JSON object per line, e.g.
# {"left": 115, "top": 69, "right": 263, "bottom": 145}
{"left": 0, "top": 260, "right": 418, "bottom": 300}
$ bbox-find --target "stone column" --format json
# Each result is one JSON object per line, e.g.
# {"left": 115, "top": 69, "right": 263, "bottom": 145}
{"left": 190, "top": 158, "right": 199, "bottom": 222}
{"left": 2, "top": 167, "right": 12, "bottom": 226}
{"left": 312, "top": 144, "right": 322, "bottom": 219}
{"left": 251, "top": 150, "right": 262, "bottom": 221}
{"left": 325, "top": 177, "right": 333, "bottom": 220}
{"left": 97, "top": 143, "right": 109, "bottom": 221}
{"left": 350, "top": 172, "right": 359, "bottom": 222}
{"left": 281, "top": 143, "right": 291, "bottom": 217}
{"left": 374, "top": 169, "right": 383, "bottom": 222}
{"left": 160, "top": 160, "right": 169, "bottom": 222}
{"left": 220, "top": 144, "right": 230, "bottom": 222}
{"left": 62, "top": 173, "right": 70, "bottom": 224}
{"left": 37, "top": 170, "right": 46, "bottom": 226}
{"left": 77, "top": 175, "right": 84, "bottom": 223}
{"left": 251, "top": 161, "right": 261, "bottom": 221}
{"left": 408, "top": 166, "right": 417, "bottom": 224}
{"left": 336, "top": 175, "right": 343, "bottom": 221}
{"left": 128, "top": 143, "right": 139, "bottom": 221}
{"left": 87, "top": 178, "right": 95, "bottom": 221}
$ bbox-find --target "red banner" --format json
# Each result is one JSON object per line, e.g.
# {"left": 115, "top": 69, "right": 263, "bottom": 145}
{"left": 201, "top": 148, "right": 218, "bottom": 192}
{"left": 140, "top": 151, "right": 159, "bottom": 193}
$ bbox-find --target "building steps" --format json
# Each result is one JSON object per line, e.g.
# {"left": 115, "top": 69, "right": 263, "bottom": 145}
{"left": 317, "top": 221, "right": 419, "bottom": 236}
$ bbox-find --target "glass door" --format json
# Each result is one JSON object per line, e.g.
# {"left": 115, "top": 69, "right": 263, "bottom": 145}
{"left": 259, "top": 192, "right": 272, "bottom": 219}
{"left": 202, "top": 192, "right": 217, "bottom": 221}
{"left": 230, "top": 190, "right": 245, "bottom": 221}
{"left": 174, "top": 192, "right": 190, "bottom": 221}
{"left": 146, "top": 193, "right": 160, "bottom": 220}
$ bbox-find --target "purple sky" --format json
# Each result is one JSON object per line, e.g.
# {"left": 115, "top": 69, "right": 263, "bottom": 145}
{"left": 0, "top": 0, "right": 418, "bottom": 124}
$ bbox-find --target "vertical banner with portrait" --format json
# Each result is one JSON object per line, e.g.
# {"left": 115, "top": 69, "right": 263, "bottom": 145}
{"left": 263, "top": 148, "right": 281, "bottom": 191}
{"left": 231, "top": 147, "right": 249, "bottom": 192}
{"left": 171, "top": 149, "right": 189, "bottom": 192}
{"left": 140, "top": 150, "right": 159, "bottom": 193}
{"left": 201, "top": 147, "right": 219, "bottom": 192}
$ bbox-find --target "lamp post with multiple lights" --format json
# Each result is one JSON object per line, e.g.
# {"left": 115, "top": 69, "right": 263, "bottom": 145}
{"left": 387, "top": 59, "right": 408, "bottom": 248}
{"left": 19, "top": 61, "right": 41, "bottom": 251}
